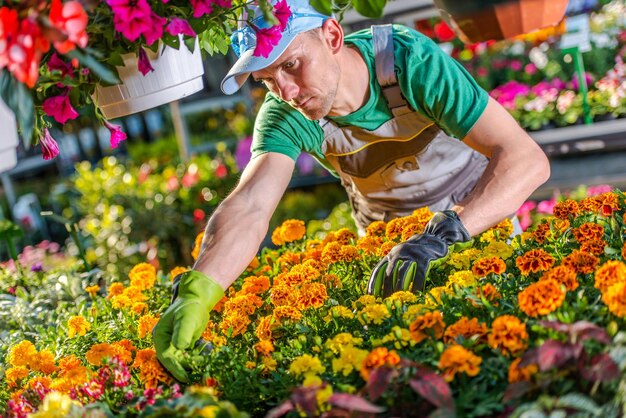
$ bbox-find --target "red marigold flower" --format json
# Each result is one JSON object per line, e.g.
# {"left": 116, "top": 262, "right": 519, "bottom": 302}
{"left": 572, "top": 222, "right": 604, "bottom": 242}
{"left": 515, "top": 249, "right": 555, "bottom": 276}
{"left": 596, "top": 192, "right": 620, "bottom": 216}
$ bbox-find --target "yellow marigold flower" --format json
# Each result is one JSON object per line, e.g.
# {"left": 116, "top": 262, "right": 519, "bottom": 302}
{"left": 508, "top": 358, "right": 538, "bottom": 383}
{"left": 443, "top": 317, "right": 488, "bottom": 344}
{"left": 426, "top": 286, "right": 451, "bottom": 306}
{"left": 138, "top": 314, "right": 159, "bottom": 339}
{"left": 106, "top": 282, "right": 125, "bottom": 299}
{"left": 289, "top": 354, "right": 325, "bottom": 378}
{"left": 111, "top": 294, "right": 133, "bottom": 310}
{"left": 31, "top": 350, "right": 57, "bottom": 374}
{"left": 515, "top": 249, "right": 555, "bottom": 276}
{"left": 192, "top": 231, "right": 205, "bottom": 260}
{"left": 562, "top": 250, "right": 599, "bottom": 274}
{"left": 9, "top": 340, "right": 37, "bottom": 368}
{"left": 254, "top": 339, "right": 275, "bottom": 356}
{"left": 358, "top": 303, "right": 390, "bottom": 325}
{"left": 402, "top": 304, "right": 429, "bottom": 323}
{"left": 366, "top": 221, "right": 387, "bottom": 237}
{"left": 280, "top": 219, "right": 307, "bottom": 243}
{"left": 409, "top": 311, "right": 445, "bottom": 343}
{"left": 540, "top": 266, "right": 578, "bottom": 291}
{"left": 6, "top": 366, "right": 29, "bottom": 387}
{"left": 472, "top": 256, "right": 506, "bottom": 277}
{"left": 297, "top": 282, "right": 328, "bottom": 310}
{"left": 353, "top": 295, "right": 377, "bottom": 309}
{"left": 518, "top": 279, "right": 565, "bottom": 317}
{"left": 67, "top": 315, "right": 91, "bottom": 338}
{"left": 385, "top": 290, "right": 418, "bottom": 304}
{"left": 553, "top": 199, "right": 579, "bottom": 219}
{"left": 360, "top": 347, "right": 400, "bottom": 381}
{"left": 169, "top": 266, "right": 189, "bottom": 281}
{"left": 85, "top": 343, "right": 116, "bottom": 366}
{"left": 488, "top": 315, "right": 528, "bottom": 356}
{"left": 332, "top": 346, "right": 369, "bottom": 377}
{"left": 245, "top": 361, "right": 256, "bottom": 369}
{"left": 324, "top": 306, "right": 354, "bottom": 322}
{"left": 448, "top": 248, "right": 482, "bottom": 270}
{"left": 482, "top": 240, "right": 514, "bottom": 260}
{"left": 262, "top": 356, "right": 278, "bottom": 372}
{"left": 491, "top": 218, "right": 514, "bottom": 238}
{"left": 85, "top": 285, "right": 100, "bottom": 297}
{"left": 602, "top": 281, "right": 626, "bottom": 317}
{"left": 325, "top": 333, "right": 364, "bottom": 355}
{"left": 438, "top": 345, "right": 482, "bottom": 382}
{"left": 379, "top": 326, "right": 416, "bottom": 350}
{"left": 412, "top": 207, "right": 434, "bottom": 222}
{"left": 446, "top": 270, "right": 477, "bottom": 290}
{"left": 595, "top": 260, "right": 626, "bottom": 293}
{"left": 28, "top": 391, "right": 80, "bottom": 417}
{"left": 199, "top": 406, "right": 219, "bottom": 418}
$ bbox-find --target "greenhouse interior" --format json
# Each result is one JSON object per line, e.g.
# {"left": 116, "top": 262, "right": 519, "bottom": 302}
{"left": 2, "top": 0, "right": 626, "bottom": 416}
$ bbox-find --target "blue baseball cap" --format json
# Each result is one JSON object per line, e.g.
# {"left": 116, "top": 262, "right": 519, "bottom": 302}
{"left": 220, "top": 0, "right": 331, "bottom": 95}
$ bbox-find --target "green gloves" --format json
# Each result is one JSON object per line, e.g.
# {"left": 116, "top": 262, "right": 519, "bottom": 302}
{"left": 367, "top": 210, "right": 472, "bottom": 297}
{"left": 153, "top": 270, "right": 224, "bottom": 382}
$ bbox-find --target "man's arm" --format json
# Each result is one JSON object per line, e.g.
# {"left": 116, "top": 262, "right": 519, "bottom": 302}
{"left": 454, "top": 96, "right": 551, "bottom": 235}
{"left": 193, "top": 151, "right": 296, "bottom": 289}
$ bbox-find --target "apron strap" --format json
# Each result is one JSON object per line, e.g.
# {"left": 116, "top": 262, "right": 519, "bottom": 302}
{"left": 372, "top": 24, "right": 411, "bottom": 116}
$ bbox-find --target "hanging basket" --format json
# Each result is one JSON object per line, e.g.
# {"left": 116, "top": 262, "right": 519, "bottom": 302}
{"left": 93, "top": 38, "right": 205, "bottom": 119}
{"left": 432, "top": 0, "right": 569, "bottom": 43}
{"left": 0, "top": 98, "right": 19, "bottom": 173}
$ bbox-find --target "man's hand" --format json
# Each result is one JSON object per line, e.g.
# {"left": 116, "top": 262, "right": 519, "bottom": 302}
{"left": 367, "top": 211, "right": 472, "bottom": 297}
{"left": 153, "top": 270, "right": 224, "bottom": 383}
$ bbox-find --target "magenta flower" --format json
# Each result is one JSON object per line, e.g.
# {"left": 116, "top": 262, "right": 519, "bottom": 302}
{"left": 253, "top": 25, "right": 282, "bottom": 58}
{"left": 524, "top": 63, "right": 537, "bottom": 75}
{"left": 143, "top": 12, "right": 167, "bottom": 45}
{"left": 213, "top": 0, "right": 232, "bottom": 7}
{"left": 42, "top": 93, "right": 79, "bottom": 124}
{"left": 489, "top": 81, "right": 530, "bottom": 109}
{"left": 191, "top": 0, "right": 214, "bottom": 18}
{"left": 107, "top": 0, "right": 153, "bottom": 42}
{"left": 273, "top": 0, "right": 292, "bottom": 30}
{"left": 40, "top": 128, "right": 60, "bottom": 160}
{"left": 166, "top": 17, "right": 196, "bottom": 36}
{"left": 47, "top": 53, "right": 73, "bottom": 78}
{"left": 137, "top": 48, "right": 154, "bottom": 76}
{"left": 537, "top": 197, "right": 556, "bottom": 214}
{"left": 105, "top": 120, "right": 128, "bottom": 149}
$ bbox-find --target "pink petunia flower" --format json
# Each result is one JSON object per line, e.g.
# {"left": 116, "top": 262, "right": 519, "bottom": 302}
{"left": 104, "top": 120, "right": 127, "bottom": 149}
{"left": 273, "top": 0, "right": 292, "bottom": 31}
{"left": 253, "top": 25, "right": 282, "bottom": 58}
{"left": 190, "top": 0, "right": 214, "bottom": 18}
{"left": 166, "top": 17, "right": 196, "bottom": 37}
{"left": 107, "top": 0, "right": 153, "bottom": 42}
{"left": 137, "top": 47, "right": 154, "bottom": 75}
{"left": 47, "top": 52, "right": 73, "bottom": 77}
{"left": 142, "top": 12, "right": 166, "bottom": 45}
{"left": 42, "top": 93, "right": 79, "bottom": 123}
{"left": 40, "top": 128, "right": 60, "bottom": 160}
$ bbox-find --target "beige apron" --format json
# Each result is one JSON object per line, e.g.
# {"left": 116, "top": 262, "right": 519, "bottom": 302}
{"left": 320, "top": 25, "right": 489, "bottom": 235}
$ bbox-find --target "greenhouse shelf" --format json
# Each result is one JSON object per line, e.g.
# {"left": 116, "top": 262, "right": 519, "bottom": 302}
{"left": 530, "top": 118, "right": 626, "bottom": 157}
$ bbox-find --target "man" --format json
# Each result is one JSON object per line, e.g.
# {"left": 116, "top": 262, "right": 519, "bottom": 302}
{"left": 154, "top": 0, "right": 550, "bottom": 382}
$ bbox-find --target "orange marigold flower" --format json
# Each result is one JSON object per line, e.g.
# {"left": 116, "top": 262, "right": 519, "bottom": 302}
{"left": 271, "top": 226, "right": 285, "bottom": 246}
{"left": 602, "top": 281, "right": 626, "bottom": 317}
{"left": 129, "top": 267, "right": 156, "bottom": 291}
{"left": 551, "top": 219, "right": 570, "bottom": 236}
{"left": 135, "top": 352, "right": 171, "bottom": 389}
{"left": 471, "top": 256, "right": 506, "bottom": 277}
{"left": 532, "top": 222, "right": 551, "bottom": 244}
{"left": 595, "top": 260, "right": 626, "bottom": 293}
{"left": 366, "top": 221, "right": 387, "bottom": 237}
{"left": 129, "top": 262, "right": 156, "bottom": 279}
{"left": 360, "top": 347, "right": 401, "bottom": 381}
{"left": 470, "top": 283, "right": 501, "bottom": 307}
{"left": 552, "top": 199, "right": 579, "bottom": 219}
{"left": 8, "top": 340, "right": 37, "bottom": 367}
{"left": 270, "top": 285, "right": 296, "bottom": 307}
{"left": 541, "top": 265, "right": 579, "bottom": 291}
{"left": 334, "top": 228, "right": 357, "bottom": 245}
{"left": 281, "top": 220, "right": 307, "bottom": 243}
{"left": 85, "top": 343, "right": 116, "bottom": 366}
{"left": 321, "top": 241, "right": 342, "bottom": 264}
{"left": 220, "top": 313, "right": 251, "bottom": 337}
{"left": 378, "top": 241, "right": 396, "bottom": 257}
{"left": 107, "top": 282, "right": 125, "bottom": 299}
{"left": 322, "top": 273, "right": 342, "bottom": 288}
{"left": 412, "top": 207, "right": 434, "bottom": 222}
{"left": 240, "top": 275, "right": 271, "bottom": 295}
{"left": 409, "top": 311, "right": 445, "bottom": 343}
{"left": 254, "top": 339, "right": 275, "bottom": 356}
{"left": 31, "top": 350, "right": 57, "bottom": 374}
{"left": 518, "top": 279, "right": 566, "bottom": 317}
{"left": 58, "top": 355, "right": 82, "bottom": 374}
{"left": 131, "top": 302, "right": 148, "bottom": 315}
{"left": 596, "top": 191, "right": 619, "bottom": 216}
{"left": 68, "top": 315, "right": 91, "bottom": 338}
{"left": 562, "top": 250, "right": 599, "bottom": 274}
{"left": 26, "top": 375, "right": 52, "bottom": 391}
{"left": 138, "top": 314, "right": 159, "bottom": 339}
{"left": 192, "top": 231, "right": 204, "bottom": 260}
{"left": 580, "top": 239, "right": 606, "bottom": 256}
{"left": 488, "top": 315, "right": 528, "bottom": 356}
{"left": 169, "top": 266, "right": 189, "bottom": 281}
{"left": 255, "top": 315, "right": 276, "bottom": 341}
{"left": 401, "top": 222, "right": 425, "bottom": 241}
{"left": 386, "top": 218, "right": 407, "bottom": 241}
{"left": 85, "top": 285, "right": 100, "bottom": 297}
{"left": 516, "top": 249, "right": 555, "bottom": 276}
{"left": 572, "top": 222, "right": 604, "bottom": 242}
{"left": 297, "top": 282, "right": 328, "bottom": 310}
{"left": 443, "top": 317, "right": 488, "bottom": 344}
{"left": 357, "top": 235, "right": 385, "bottom": 256}
{"left": 276, "top": 251, "right": 302, "bottom": 270}
{"left": 438, "top": 345, "right": 482, "bottom": 382}
{"left": 6, "top": 366, "right": 29, "bottom": 388}
{"left": 273, "top": 305, "right": 303, "bottom": 323}
{"left": 508, "top": 358, "right": 538, "bottom": 383}
{"left": 490, "top": 218, "right": 514, "bottom": 239}
{"left": 622, "top": 242, "right": 626, "bottom": 261}
{"left": 579, "top": 196, "right": 602, "bottom": 213}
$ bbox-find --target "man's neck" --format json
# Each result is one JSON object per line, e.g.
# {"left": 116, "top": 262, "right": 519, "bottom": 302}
{"left": 327, "top": 45, "right": 370, "bottom": 117}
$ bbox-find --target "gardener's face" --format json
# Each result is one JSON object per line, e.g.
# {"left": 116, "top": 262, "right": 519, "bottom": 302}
{"left": 251, "top": 28, "right": 340, "bottom": 120}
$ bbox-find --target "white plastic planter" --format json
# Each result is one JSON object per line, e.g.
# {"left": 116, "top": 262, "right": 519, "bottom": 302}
{"left": 0, "top": 97, "right": 19, "bottom": 173}
{"left": 93, "top": 38, "right": 205, "bottom": 119}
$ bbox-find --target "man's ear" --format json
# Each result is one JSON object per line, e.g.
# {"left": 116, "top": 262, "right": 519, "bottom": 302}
{"left": 321, "top": 19, "right": 344, "bottom": 54}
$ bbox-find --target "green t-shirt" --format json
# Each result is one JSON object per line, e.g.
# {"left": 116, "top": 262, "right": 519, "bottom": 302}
{"left": 251, "top": 24, "right": 488, "bottom": 175}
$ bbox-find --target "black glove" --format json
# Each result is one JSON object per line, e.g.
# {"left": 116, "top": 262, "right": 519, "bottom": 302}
{"left": 367, "top": 210, "right": 472, "bottom": 297}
